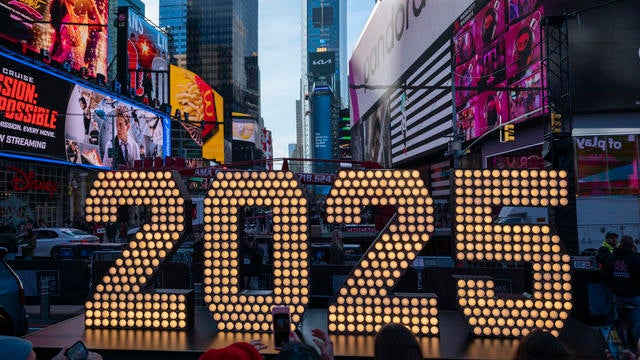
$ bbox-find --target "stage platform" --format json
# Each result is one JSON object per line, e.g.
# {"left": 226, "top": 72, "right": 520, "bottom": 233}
{"left": 25, "top": 307, "right": 606, "bottom": 360}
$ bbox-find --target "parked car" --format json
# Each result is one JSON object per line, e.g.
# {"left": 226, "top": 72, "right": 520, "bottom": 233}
{"left": 0, "top": 247, "right": 28, "bottom": 335}
{"left": 18, "top": 228, "right": 99, "bottom": 258}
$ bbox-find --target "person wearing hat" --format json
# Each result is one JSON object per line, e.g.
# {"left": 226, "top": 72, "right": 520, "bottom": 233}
{"left": 598, "top": 231, "right": 619, "bottom": 269}
{"left": 199, "top": 341, "right": 265, "bottom": 360}
{"left": 597, "top": 231, "right": 620, "bottom": 325}
{"left": 0, "top": 336, "right": 35, "bottom": 360}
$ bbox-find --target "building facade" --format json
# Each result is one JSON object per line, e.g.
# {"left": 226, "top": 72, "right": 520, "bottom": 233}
{"left": 186, "top": 0, "right": 260, "bottom": 142}
{"left": 159, "top": 0, "right": 188, "bottom": 68}
{"left": 298, "top": 0, "right": 347, "bottom": 170}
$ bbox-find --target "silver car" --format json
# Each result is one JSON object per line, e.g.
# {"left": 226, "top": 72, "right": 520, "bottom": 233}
{"left": 19, "top": 228, "right": 99, "bottom": 258}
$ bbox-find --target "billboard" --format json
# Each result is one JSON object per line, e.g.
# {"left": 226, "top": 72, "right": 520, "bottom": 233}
{"left": 117, "top": 7, "right": 169, "bottom": 107}
{"left": 261, "top": 129, "right": 272, "bottom": 170}
{"left": 453, "top": 0, "right": 546, "bottom": 141}
{"left": 308, "top": 51, "right": 335, "bottom": 79}
{"left": 232, "top": 119, "right": 258, "bottom": 145}
{"left": 170, "top": 65, "right": 224, "bottom": 162}
{"left": 348, "top": 0, "right": 472, "bottom": 126}
{"left": 568, "top": 0, "right": 640, "bottom": 112}
{"left": 0, "top": 0, "right": 109, "bottom": 78}
{"left": 311, "top": 87, "right": 333, "bottom": 162}
{"left": 0, "top": 52, "right": 169, "bottom": 168}
{"left": 575, "top": 134, "right": 639, "bottom": 196}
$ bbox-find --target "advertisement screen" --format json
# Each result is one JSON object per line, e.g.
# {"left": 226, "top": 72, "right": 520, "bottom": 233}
{"left": 118, "top": 7, "right": 169, "bottom": 107}
{"left": 308, "top": 51, "right": 335, "bottom": 79}
{"left": 0, "top": 0, "right": 109, "bottom": 78}
{"left": 311, "top": 90, "right": 333, "bottom": 162}
{"left": 0, "top": 53, "right": 168, "bottom": 167}
{"left": 261, "top": 129, "right": 272, "bottom": 170}
{"left": 568, "top": 0, "right": 640, "bottom": 112}
{"left": 170, "top": 65, "right": 224, "bottom": 162}
{"left": 453, "top": 0, "right": 546, "bottom": 141}
{"left": 232, "top": 119, "right": 258, "bottom": 144}
{"left": 575, "top": 135, "right": 639, "bottom": 196}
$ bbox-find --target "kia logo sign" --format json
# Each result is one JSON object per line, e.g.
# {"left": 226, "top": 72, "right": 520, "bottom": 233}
{"left": 309, "top": 51, "right": 336, "bottom": 77}
{"left": 312, "top": 59, "right": 332, "bottom": 65}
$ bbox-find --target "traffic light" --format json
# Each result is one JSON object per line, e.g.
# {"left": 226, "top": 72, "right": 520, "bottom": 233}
{"left": 550, "top": 112, "right": 563, "bottom": 134}
{"left": 501, "top": 123, "right": 515, "bottom": 142}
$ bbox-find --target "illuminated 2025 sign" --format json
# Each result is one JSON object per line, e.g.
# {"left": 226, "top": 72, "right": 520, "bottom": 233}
{"left": 85, "top": 169, "right": 571, "bottom": 338}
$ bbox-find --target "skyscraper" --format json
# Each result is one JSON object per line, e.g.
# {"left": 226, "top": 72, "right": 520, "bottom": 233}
{"left": 186, "top": 0, "right": 260, "bottom": 141}
{"left": 299, "top": 0, "right": 346, "bottom": 170}
{"left": 159, "top": 0, "right": 188, "bottom": 68}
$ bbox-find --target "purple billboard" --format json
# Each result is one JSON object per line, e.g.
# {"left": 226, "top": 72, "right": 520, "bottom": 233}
{"left": 453, "top": 0, "right": 546, "bottom": 141}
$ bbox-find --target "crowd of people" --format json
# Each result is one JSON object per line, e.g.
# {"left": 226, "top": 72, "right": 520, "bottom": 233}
{"left": 597, "top": 231, "right": 640, "bottom": 354}
{"left": 2, "top": 324, "right": 619, "bottom": 360}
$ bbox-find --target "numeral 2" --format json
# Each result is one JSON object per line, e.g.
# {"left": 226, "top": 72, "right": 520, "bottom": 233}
{"left": 84, "top": 171, "right": 192, "bottom": 330}
{"left": 325, "top": 170, "right": 438, "bottom": 335}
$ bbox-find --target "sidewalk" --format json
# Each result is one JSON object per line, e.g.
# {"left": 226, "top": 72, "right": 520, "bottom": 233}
{"left": 26, "top": 304, "right": 84, "bottom": 330}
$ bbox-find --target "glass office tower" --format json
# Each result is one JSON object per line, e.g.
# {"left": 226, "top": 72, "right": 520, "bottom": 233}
{"left": 159, "top": 0, "right": 188, "bottom": 68}
{"left": 187, "top": 0, "right": 260, "bottom": 140}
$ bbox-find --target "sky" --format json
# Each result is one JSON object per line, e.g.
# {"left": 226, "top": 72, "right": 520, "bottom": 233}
{"left": 141, "top": 0, "right": 375, "bottom": 163}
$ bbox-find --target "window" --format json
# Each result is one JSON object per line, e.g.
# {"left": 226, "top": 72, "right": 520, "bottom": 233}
{"left": 312, "top": 6, "right": 333, "bottom": 28}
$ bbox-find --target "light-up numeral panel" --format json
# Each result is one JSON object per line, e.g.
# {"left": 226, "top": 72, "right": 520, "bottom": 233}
{"left": 203, "top": 171, "right": 310, "bottom": 332}
{"left": 84, "top": 171, "right": 192, "bottom": 330}
{"left": 326, "top": 170, "right": 437, "bottom": 336}
{"left": 453, "top": 169, "right": 572, "bottom": 337}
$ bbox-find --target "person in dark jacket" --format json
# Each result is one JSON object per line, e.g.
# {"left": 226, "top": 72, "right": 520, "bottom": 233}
{"left": 597, "top": 231, "right": 619, "bottom": 268}
{"left": 602, "top": 235, "right": 640, "bottom": 347}
{"left": 328, "top": 229, "right": 345, "bottom": 265}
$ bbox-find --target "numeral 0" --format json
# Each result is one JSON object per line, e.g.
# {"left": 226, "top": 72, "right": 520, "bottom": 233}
{"left": 203, "top": 171, "right": 310, "bottom": 332}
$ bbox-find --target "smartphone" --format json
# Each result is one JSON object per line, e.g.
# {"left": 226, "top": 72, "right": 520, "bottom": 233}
{"left": 272, "top": 305, "right": 291, "bottom": 350}
{"left": 65, "top": 340, "right": 88, "bottom": 360}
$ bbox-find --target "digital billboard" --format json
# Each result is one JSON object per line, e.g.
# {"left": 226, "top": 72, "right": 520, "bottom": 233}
{"left": 0, "top": 0, "right": 109, "bottom": 78}
{"left": 170, "top": 65, "right": 224, "bottom": 162}
{"left": 308, "top": 51, "right": 335, "bottom": 79}
{"left": 348, "top": 0, "right": 472, "bottom": 126}
{"left": 311, "top": 87, "right": 333, "bottom": 162}
{"left": 261, "top": 129, "right": 272, "bottom": 170}
{"left": 117, "top": 7, "right": 169, "bottom": 107}
{"left": 0, "top": 52, "right": 169, "bottom": 168}
{"left": 575, "top": 135, "right": 639, "bottom": 196}
{"left": 453, "top": 0, "right": 546, "bottom": 141}
{"left": 568, "top": 0, "right": 640, "bottom": 112}
{"left": 232, "top": 119, "right": 258, "bottom": 144}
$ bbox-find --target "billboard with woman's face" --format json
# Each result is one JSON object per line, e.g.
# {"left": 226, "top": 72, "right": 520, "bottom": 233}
{"left": 0, "top": 0, "right": 109, "bottom": 78}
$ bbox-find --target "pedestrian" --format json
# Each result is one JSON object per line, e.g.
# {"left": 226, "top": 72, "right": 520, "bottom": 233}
{"left": 18, "top": 227, "right": 36, "bottom": 260}
{"left": 513, "top": 329, "right": 570, "bottom": 360}
{"left": 602, "top": 235, "right": 640, "bottom": 348}
{"left": 598, "top": 231, "right": 620, "bottom": 324}
{"left": 328, "top": 229, "right": 345, "bottom": 265}
{"left": 199, "top": 341, "right": 265, "bottom": 360}
{"left": 374, "top": 323, "right": 423, "bottom": 360}
{"left": 241, "top": 234, "right": 264, "bottom": 290}
{"left": 598, "top": 231, "right": 619, "bottom": 268}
